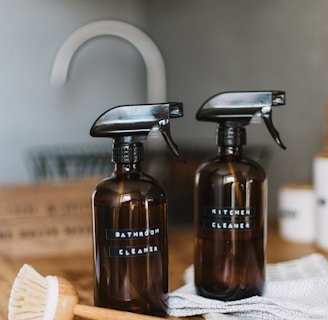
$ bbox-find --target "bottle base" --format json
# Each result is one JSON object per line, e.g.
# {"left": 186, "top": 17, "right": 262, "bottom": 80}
{"left": 196, "top": 285, "right": 263, "bottom": 301}
{"left": 95, "top": 298, "right": 168, "bottom": 317}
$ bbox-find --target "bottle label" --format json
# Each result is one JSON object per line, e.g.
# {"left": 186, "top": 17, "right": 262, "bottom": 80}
{"left": 109, "top": 244, "right": 162, "bottom": 257}
{"left": 106, "top": 227, "right": 162, "bottom": 257}
{"left": 202, "top": 206, "right": 255, "bottom": 230}
{"left": 106, "top": 227, "right": 161, "bottom": 240}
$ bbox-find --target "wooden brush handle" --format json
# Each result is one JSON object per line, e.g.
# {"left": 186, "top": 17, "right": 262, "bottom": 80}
{"left": 74, "top": 304, "right": 165, "bottom": 320}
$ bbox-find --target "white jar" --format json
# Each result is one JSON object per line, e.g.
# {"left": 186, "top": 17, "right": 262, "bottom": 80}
{"left": 314, "top": 154, "right": 328, "bottom": 250}
{"left": 278, "top": 183, "right": 315, "bottom": 244}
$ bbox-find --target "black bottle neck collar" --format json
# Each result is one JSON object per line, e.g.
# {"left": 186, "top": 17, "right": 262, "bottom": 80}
{"left": 112, "top": 142, "right": 144, "bottom": 164}
{"left": 217, "top": 127, "right": 246, "bottom": 147}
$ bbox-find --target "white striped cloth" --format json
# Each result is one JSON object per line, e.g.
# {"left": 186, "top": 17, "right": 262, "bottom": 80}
{"left": 168, "top": 254, "right": 328, "bottom": 320}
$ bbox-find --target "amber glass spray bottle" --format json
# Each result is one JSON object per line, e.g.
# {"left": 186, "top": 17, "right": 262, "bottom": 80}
{"left": 90, "top": 103, "right": 184, "bottom": 316}
{"left": 194, "top": 91, "right": 286, "bottom": 301}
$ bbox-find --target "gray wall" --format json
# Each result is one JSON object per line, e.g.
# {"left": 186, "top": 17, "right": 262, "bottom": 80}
{"left": 0, "top": 0, "right": 148, "bottom": 182}
{"left": 145, "top": 0, "right": 328, "bottom": 214}
{"left": 1, "top": 0, "right": 328, "bottom": 215}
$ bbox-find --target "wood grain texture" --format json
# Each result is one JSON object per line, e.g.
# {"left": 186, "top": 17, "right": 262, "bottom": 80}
{"left": 74, "top": 304, "right": 167, "bottom": 320}
{"left": 0, "top": 222, "right": 326, "bottom": 320}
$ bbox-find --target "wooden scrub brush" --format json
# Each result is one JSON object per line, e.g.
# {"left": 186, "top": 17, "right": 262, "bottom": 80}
{"left": 8, "top": 264, "right": 164, "bottom": 320}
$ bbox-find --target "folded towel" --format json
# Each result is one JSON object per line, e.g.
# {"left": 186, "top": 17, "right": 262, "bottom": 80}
{"left": 168, "top": 254, "right": 328, "bottom": 320}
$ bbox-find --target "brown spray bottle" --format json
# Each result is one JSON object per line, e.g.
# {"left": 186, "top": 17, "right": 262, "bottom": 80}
{"left": 194, "top": 91, "right": 286, "bottom": 301}
{"left": 90, "top": 103, "right": 184, "bottom": 316}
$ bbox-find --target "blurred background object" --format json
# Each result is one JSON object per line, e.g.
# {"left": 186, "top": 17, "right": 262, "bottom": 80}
{"left": 27, "top": 143, "right": 271, "bottom": 224}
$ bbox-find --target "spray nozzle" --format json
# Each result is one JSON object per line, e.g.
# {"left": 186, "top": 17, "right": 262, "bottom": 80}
{"left": 90, "top": 102, "right": 184, "bottom": 161}
{"left": 197, "top": 91, "right": 286, "bottom": 149}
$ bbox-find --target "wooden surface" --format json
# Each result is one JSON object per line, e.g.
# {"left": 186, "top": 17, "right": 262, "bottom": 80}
{"left": 0, "top": 222, "right": 327, "bottom": 320}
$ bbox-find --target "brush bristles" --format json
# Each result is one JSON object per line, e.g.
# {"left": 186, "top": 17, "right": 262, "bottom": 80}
{"left": 8, "top": 264, "right": 49, "bottom": 320}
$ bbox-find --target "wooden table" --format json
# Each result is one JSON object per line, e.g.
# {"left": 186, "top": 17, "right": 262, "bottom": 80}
{"left": 0, "top": 222, "right": 326, "bottom": 319}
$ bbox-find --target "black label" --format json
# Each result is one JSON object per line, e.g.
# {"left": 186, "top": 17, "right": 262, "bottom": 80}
{"left": 106, "top": 227, "right": 161, "bottom": 240}
{"left": 109, "top": 244, "right": 162, "bottom": 257}
{"left": 204, "top": 207, "right": 255, "bottom": 217}
{"left": 202, "top": 206, "right": 255, "bottom": 230}
{"left": 106, "top": 227, "right": 162, "bottom": 257}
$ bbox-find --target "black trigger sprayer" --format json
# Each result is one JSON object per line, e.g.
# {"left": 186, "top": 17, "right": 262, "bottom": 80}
{"left": 196, "top": 91, "right": 286, "bottom": 149}
{"left": 194, "top": 91, "right": 286, "bottom": 301}
{"left": 90, "top": 102, "right": 183, "bottom": 316}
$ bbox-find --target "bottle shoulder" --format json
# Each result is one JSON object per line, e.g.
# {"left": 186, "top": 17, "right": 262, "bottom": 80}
{"left": 101, "top": 171, "right": 162, "bottom": 184}
{"left": 93, "top": 171, "right": 166, "bottom": 200}
{"left": 196, "top": 155, "right": 266, "bottom": 179}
